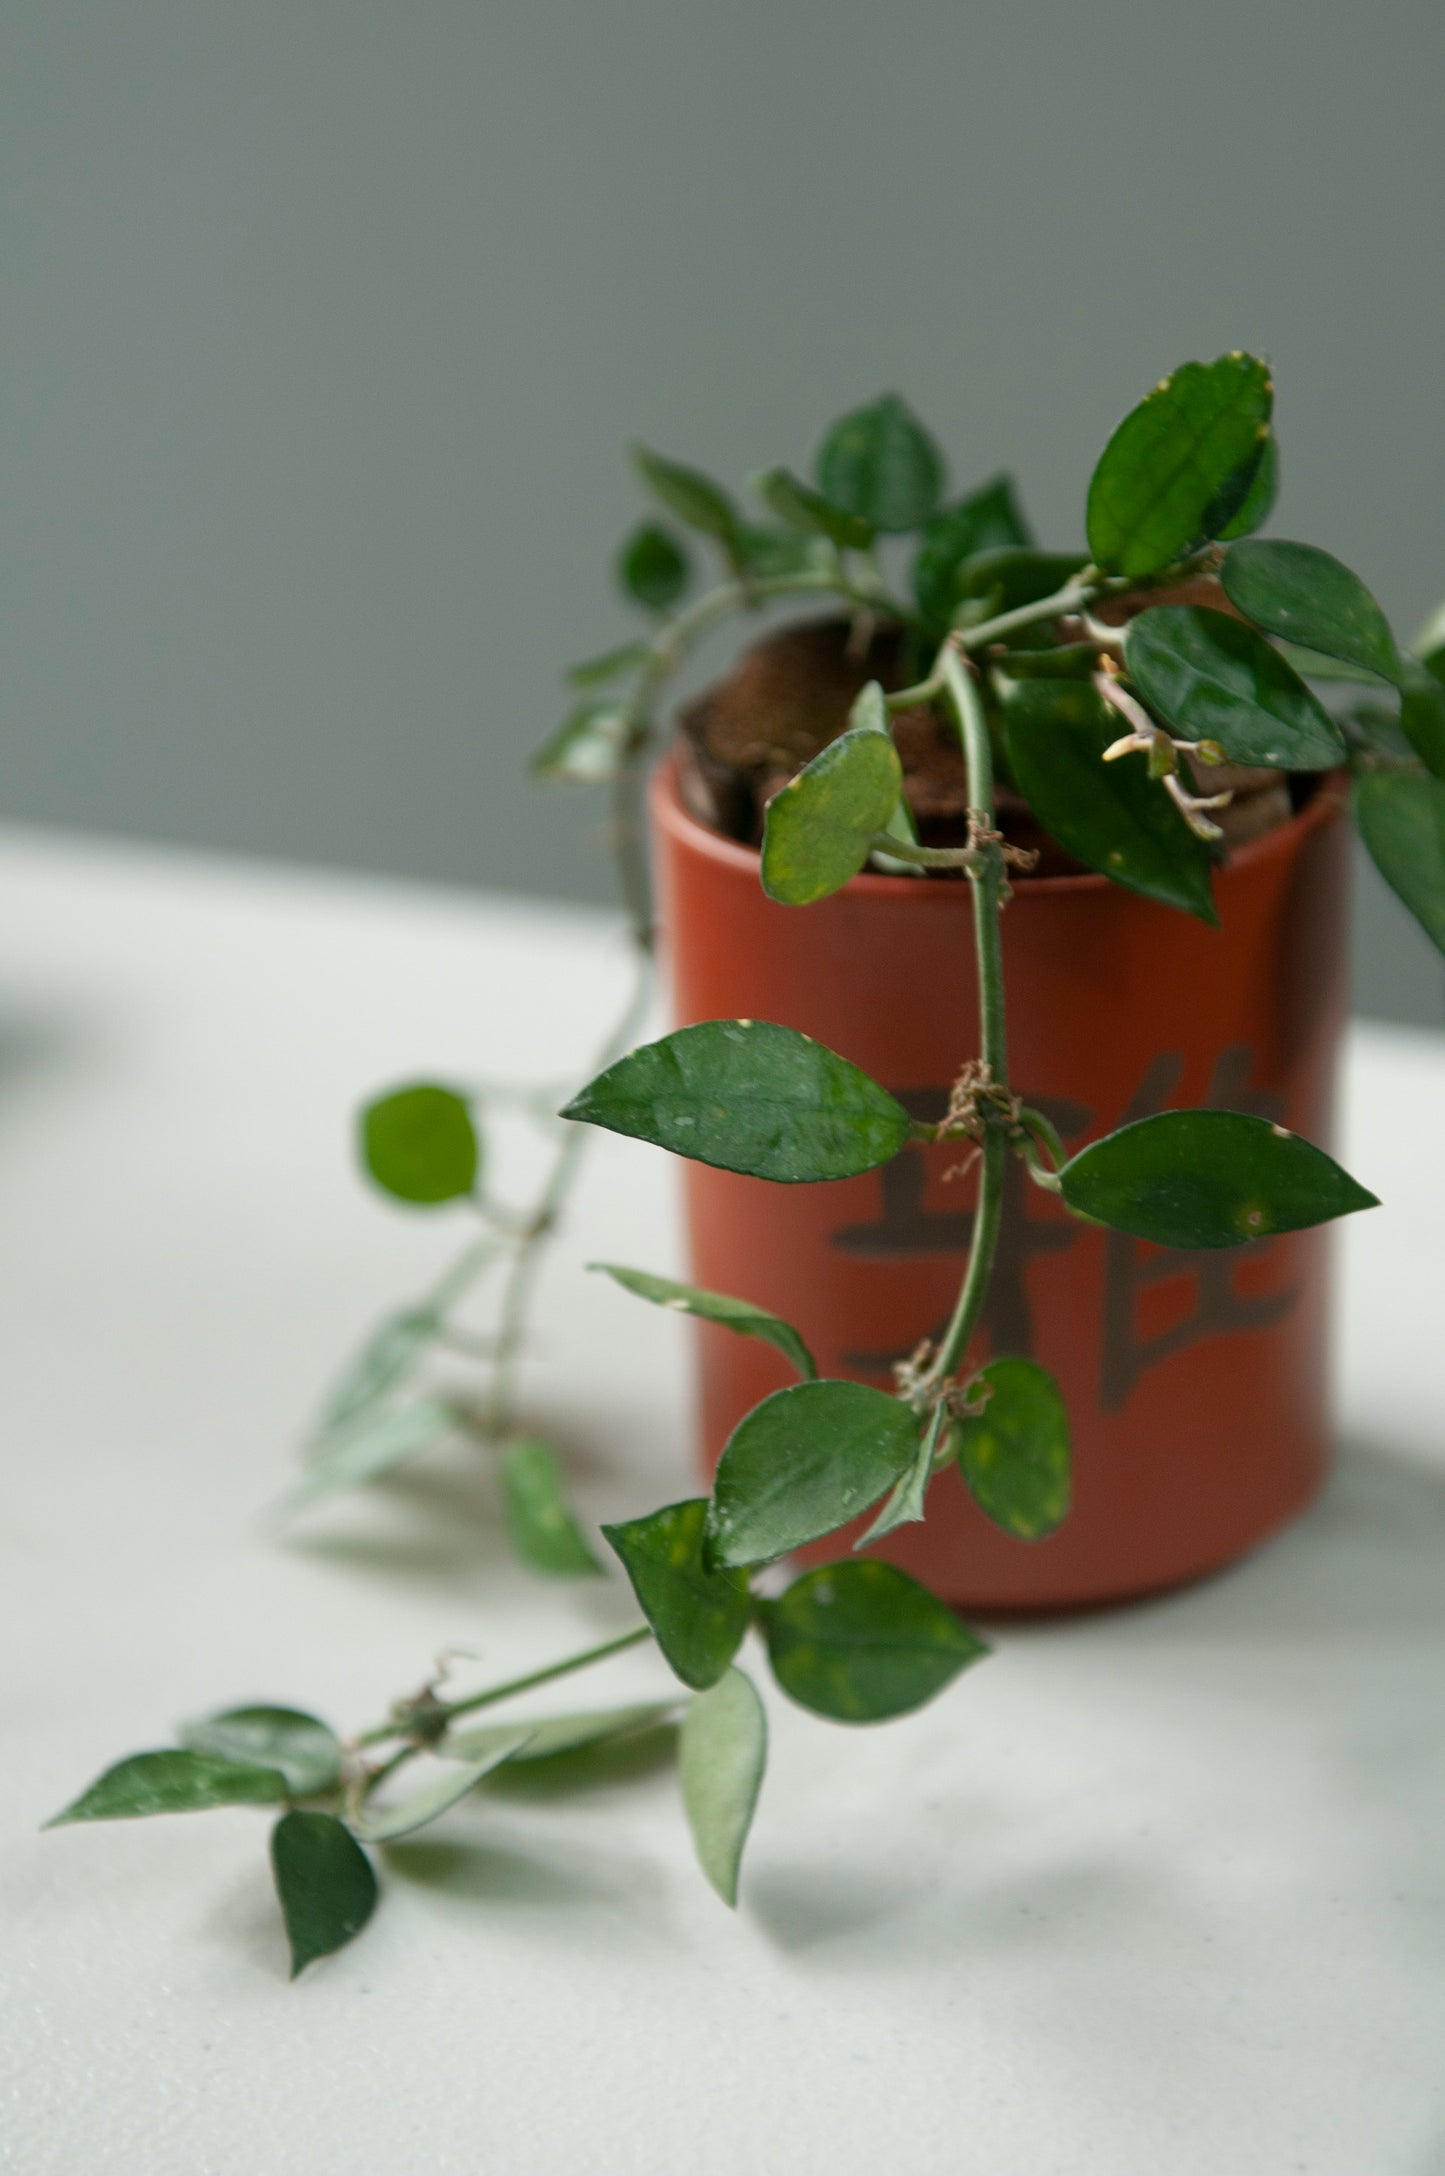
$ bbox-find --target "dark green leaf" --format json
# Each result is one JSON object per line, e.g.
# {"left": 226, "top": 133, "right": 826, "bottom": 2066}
{"left": 758, "top": 1560, "right": 989, "bottom": 1723}
{"left": 532, "top": 701, "right": 639, "bottom": 784}
{"left": 561, "top": 1019, "right": 913, "bottom": 1183}
{"left": 602, "top": 1498, "right": 752, "bottom": 1690}
{"left": 854, "top": 1404, "right": 943, "bottom": 1546}
{"left": 754, "top": 466, "right": 873, "bottom": 551}
{"left": 269, "top": 1811, "right": 377, "bottom": 1978}
{"left": 360, "top": 1084, "right": 479, "bottom": 1206}
{"left": 1060, "top": 1109, "right": 1378, "bottom": 1248}
{"left": 632, "top": 446, "right": 740, "bottom": 544}
{"left": 705, "top": 1379, "right": 920, "bottom": 1569}
{"left": 1354, "top": 770, "right": 1445, "bottom": 954}
{"left": 815, "top": 393, "right": 944, "bottom": 534}
{"left": 1086, "top": 352, "right": 1273, "bottom": 577}
{"left": 566, "top": 638, "right": 650, "bottom": 688}
{"left": 957, "top": 547, "right": 1089, "bottom": 618}
{"left": 952, "top": 1357, "right": 1071, "bottom": 1541}
{"left": 1399, "top": 667, "right": 1445, "bottom": 779}
{"left": 353, "top": 1733, "right": 533, "bottom": 1843}
{"left": 499, "top": 1438, "right": 603, "bottom": 1577}
{"left": 284, "top": 1397, "right": 458, "bottom": 1515}
{"left": 444, "top": 1701, "right": 678, "bottom": 1765}
{"left": 989, "top": 641, "right": 1100, "bottom": 681}
{"left": 1003, "top": 680, "right": 1217, "bottom": 921}
{"left": 1412, "top": 599, "right": 1445, "bottom": 684}
{"left": 1124, "top": 606, "right": 1343, "bottom": 770}
{"left": 912, "top": 474, "right": 1033, "bottom": 630}
{"left": 47, "top": 1749, "right": 288, "bottom": 1826}
{"left": 179, "top": 1708, "right": 342, "bottom": 1798}
{"left": 1221, "top": 540, "right": 1402, "bottom": 686}
{"left": 680, "top": 1668, "right": 767, "bottom": 1907}
{"left": 590, "top": 1262, "right": 816, "bottom": 1380}
{"left": 617, "top": 522, "right": 690, "bottom": 611}
{"left": 761, "top": 725, "right": 904, "bottom": 905}
{"left": 1217, "top": 432, "right": 1279, "bottom": 540}
{"left": 311, "top": 1306, "right": 438, "bottom": 1440}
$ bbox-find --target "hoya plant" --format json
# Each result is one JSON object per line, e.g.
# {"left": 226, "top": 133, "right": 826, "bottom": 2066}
{"left": 50, "top": 355, "right": 1444, "bottom": 1976}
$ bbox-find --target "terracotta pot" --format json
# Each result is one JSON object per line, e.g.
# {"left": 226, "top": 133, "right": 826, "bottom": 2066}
{"left": 649, "top": 750, "right": 1352, "bottom": 1612}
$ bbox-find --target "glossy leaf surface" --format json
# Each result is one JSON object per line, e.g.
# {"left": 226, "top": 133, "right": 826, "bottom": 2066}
{"left": 532, "top": 701, "right": 637, "bottom": 784}
{"left": 953, "top": 1357, "right": 1071, "bottom": 1541}
{"left": 285, "top": 1396, "right": 457, "bottom": 1514}
{"left": 1217, "top": 433, "right": 1279, "bottom": 540}
{"left": 48, "top": 1748, "right": 289, "bottom": 1825}
{"left": 1399, "top": 668, "right": 1445, "bottom": 779}
{"left": 680, "top": 1668, "right": 767, "bottom": 1908}
{"left": 815, "top": 393, "right": 943, "bottom": 533}
{"left": 498, "top": 1438, "right": 602, "bottom": 1577}
{"left": 270, "top": 1811, "right": 377, "bottom": 1978}
{"left": 1086, "top": 353, "right": 1272, "bottom": 577}
{"left": 1125, "top": 606, "right": 1343, "bottom": 769}
{"left": 706, "top": 1379, "right": 920, "bottom": 1569}
{"left": 445, "top": 1701, "right": 678, "bottom": 1766}
{"left": 1004, "top": 680, "right": 1216, "bottom": 921}
{"left": 603, "top": 1498, "right": 752, "bottom": 1690}
{"left": 179, "top": 1707, "right": 343, "bottom": 1797}
{"left": 353, "top": 1733, "right": 534, "bottom": 1843}
{"left": 562, "top": 1019, "right": 913, "bottom": 1182}
{"left": 590, "top": 1262, "right": 816, "bottom": 1380}
{"left": 1354, "top": 771, "right": 1445, "bottom": 954}
{"left": 1221, "top": 540, "right": 1402, "bottom": 685}
{"left": 360, "top": 1084, "right": 479, "bottom": 1206}
{"left": 912, "top": 473, "right": 1032, "bottom": 630}
{"left": 761, "top": 726, "right": 904, "bottom": 904}
{"left": 1060, "top": 1109, "right": 1378, "bottom": 1248}
{"left": 755, "top": 465, "right": 873, "bottom": 550}
{"left": 617, "top": 521, "right": 689, "bottom": 610}
{"left": 758, "top": 1560, "right": 989, "bottom": 1723}
{"left": 632, "top": 446, "right": 739, "bottom": 543}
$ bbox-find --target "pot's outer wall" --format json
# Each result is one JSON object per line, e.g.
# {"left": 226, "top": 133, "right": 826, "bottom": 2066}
{"left": 651, "top": 754, "right": 1352, "bottom": 1611}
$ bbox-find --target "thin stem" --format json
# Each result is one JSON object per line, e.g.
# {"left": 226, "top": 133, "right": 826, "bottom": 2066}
{"left": 866, "top": 832, "right": 980, "bottom": 870}
{"left": 354, "top": 1623, "right": 656, "bottom": 1748}
{"left": 958, "top": 578, "right": 1098, "bottom": 652}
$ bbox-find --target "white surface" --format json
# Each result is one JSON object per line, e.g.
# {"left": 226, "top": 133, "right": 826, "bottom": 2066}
{"left": 1, "top": 827, "right": 1442, "bottom": 2176}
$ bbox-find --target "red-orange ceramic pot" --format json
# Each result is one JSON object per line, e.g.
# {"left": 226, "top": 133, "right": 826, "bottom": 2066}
{"left": 650, "top": 750, "right": 1351, "bottom": 1611}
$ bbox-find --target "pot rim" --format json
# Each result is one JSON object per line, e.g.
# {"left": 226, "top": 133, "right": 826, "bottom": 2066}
{"left": 649, "top": 746, "right": 1347, "bottom": 903}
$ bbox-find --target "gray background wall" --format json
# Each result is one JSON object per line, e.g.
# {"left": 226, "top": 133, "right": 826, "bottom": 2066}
{"left": 3, "top": 0, "right": 1442, "bottom": 1023}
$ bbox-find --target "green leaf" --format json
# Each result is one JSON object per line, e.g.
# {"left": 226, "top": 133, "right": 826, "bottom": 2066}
{"left": 994, "top": 641, "right": 1100, "bottom": 680}
{"left": 680, "top": 1668, "right": 767, "bottom": 1907}
{"left": 285, "top": 1396, "right": 458, "bottom": 1514}
{"left": 758, "top": 1560, "right": 989, "bottom": 1723}
{"left": 632, "top": 446, "right": 740, "bottom": 544}
{"left": 912, "top": 474, "right": 1033, "bottom": 631}
{"left": 1124, "top": 606, "right": 1343, "bottom": 770}
{"left": 311, "top": 1306, "right": 438, "bottom": 1441}
{"left": 444, "top": 1701, "right": 678, "bottom": 1765}
{"left": 1412, "top": 597, "right": 1445, "bottom": 679}
{"left": 705, "top": 1379, "right": 920, "bottom": 1569}
{"left": 732, "top": 526, "right": 827, "bottom": 579}
{"left": 1086, "top": 352, "right": 1273, "bottom": 577}
{"left": 47, "top": 1749, "right": 288, "bottom": 1826}
{"left": 602, "top": 1498, "right": 752, "bottom": 1690}
{"left": 952, "top": 1357, "right": 1071, "bottom": 1540}
{"left": 761, "top": 724, "right": 904, "bottom": 905}
{"left": 566, "top": 638, "right": 650, "bottom": 688}
{"left": 1059, "top": 1110, "right": 1379, "bottom": 1248}
{"left": 617, "top": 521, "right": 690, "bottom": 611}
{"left": 853, "top": 1403, "right": 944, "bottom": 1546}
{"left": 179, "top": 1708, "right": 343, "bottom": 1797}
{"left": 754, "top": 466, "right": 873, "bottom": 551}
{"left": 532, "top": 701, "right": 638, "bottom": 784}
{"left": 815, "top": 393, "right": 944, "bottom": 534}
{"left": 269, "top": 1811, "right": 377, "bottom": 1978}
{"left": 957, "top": 547, "right": 1089, "bottom": 619}
{"left": 1398, "top": 667, "right": 1445, "bottom": 780}
{"left": 590, "top": 1261, "right": 816, "bottom": 1379}
{"left": 1003, "top": 680, "right": 1217, "bottom": 921}
{"left": 498, "top": 1438, "right": 602, "bottom": 1576}
{"left": 1354, "top": 770, "right": 1445, "bottom": 954}
{"left": 1221, "top": 540, "right": 1402, "bottom": 686}
{"left": 561, "top": 1019, "right": 913, "bottom": 1183}
{"left": 360, "top": 1084, "right": 479, "bottom": 1206}
{"left": 1217, "top": 433, "right": 1279, "bottom": 540}
{"left": 1276, "top": 643, "right": 1389, "bottom": 686}
{"left": 353, "top": 1733, "right": 534, "bottom": 1844}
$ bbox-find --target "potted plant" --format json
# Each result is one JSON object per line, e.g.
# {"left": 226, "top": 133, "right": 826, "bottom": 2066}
{"left": 47, "top": 354, "right": 1445, "bottom": 1975}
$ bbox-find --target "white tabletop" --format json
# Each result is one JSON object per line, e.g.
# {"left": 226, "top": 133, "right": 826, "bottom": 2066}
{"left": 1, "top": 826, "right": 1441, "bottom": 2176}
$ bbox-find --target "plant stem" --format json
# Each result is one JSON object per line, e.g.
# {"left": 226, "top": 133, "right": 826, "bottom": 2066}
{"left": 920, "top": 648, "right": 1012, "bottom": 1397}
{"left": 355, "top": 1622, "right": 655, "bottom": 1748}
{"left": 865, "top": 832, "right": 979, "bottom": 870}
{"left": 959, "top": 578, "right": 1098, "bottom": 651}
